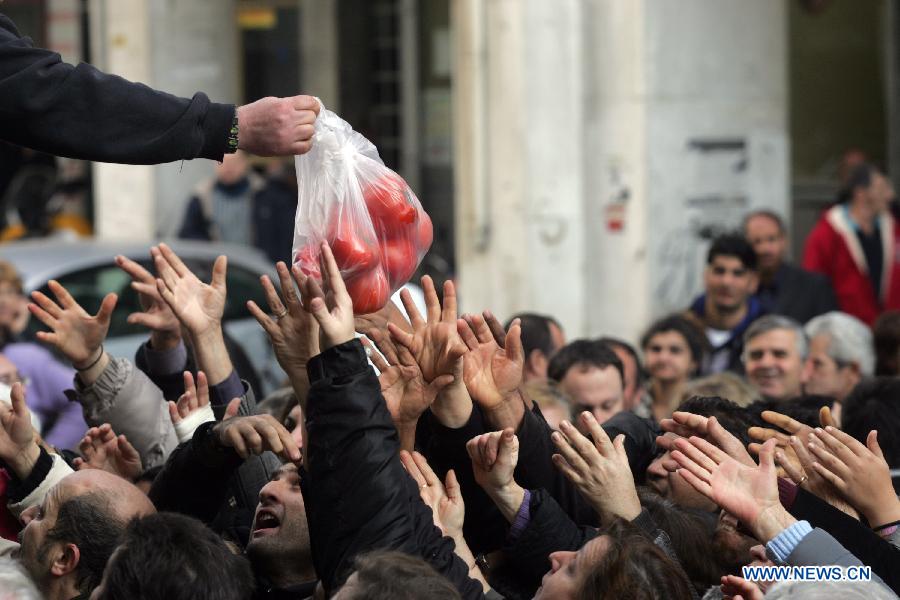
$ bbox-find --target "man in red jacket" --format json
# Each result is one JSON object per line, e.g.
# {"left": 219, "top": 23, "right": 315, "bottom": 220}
{"left": 803, "top": 163, "right": 900, "bottom": 325}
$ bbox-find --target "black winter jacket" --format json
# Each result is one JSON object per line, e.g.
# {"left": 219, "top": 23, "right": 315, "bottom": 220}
{"left": 302, "top": 340, "right": 484, "bottom": 599}
{"left": 0, "top": 13, "right": 233, "bottom": 163}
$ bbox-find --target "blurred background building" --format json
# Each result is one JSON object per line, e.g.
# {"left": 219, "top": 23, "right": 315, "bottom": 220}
{"left": 0, "top": 0, "right": 897, "bottom": 343}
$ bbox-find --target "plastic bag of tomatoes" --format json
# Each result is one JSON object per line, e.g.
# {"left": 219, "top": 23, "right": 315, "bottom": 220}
{"left": 292, "top": 100, "right": 433, "bottom": 314}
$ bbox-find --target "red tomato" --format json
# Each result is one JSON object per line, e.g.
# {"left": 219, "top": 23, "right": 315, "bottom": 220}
{"left": 345, "top": 267, "right": 391, "bottom": 314}
{"left": 381, "top": 237, "right": 418, "bottom": 288}
{"left": 293, "top": 245, "right": 321, "bottom": 280}
{"left": 363, "top": 173, "right": 417, "bottom": 228}
{"left": 328, "top": 218, "right": 379, "bottom": 273}
{"left": 415, "top": 210, "right": 433, "bottom": 251}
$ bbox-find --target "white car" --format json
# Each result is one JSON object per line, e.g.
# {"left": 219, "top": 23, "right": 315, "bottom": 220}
{"left": 2, "top": 238, "right": 283, "bottom": 397}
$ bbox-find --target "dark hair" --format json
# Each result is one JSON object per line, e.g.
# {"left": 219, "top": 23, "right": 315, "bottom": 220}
{"left": 742, "top": 210, "right": 786, "bottom": 235}
{"left": 576, "top": 519, "right": 693, "bottom": 600}
{"left": 873, "top": 311, "right": 900, "bottom": 376}
{"left": 679, "top": 396, "right": 753, "bottom": 448}
{"left": 505, "top": 313, "right": 563, "bottom": 360}
{"left": 637, "top": 489, "right": 723, "bottom": 593}
{"left": 95, "top": 512, "right": 255, "bottom": 600}
{"left": 840, "top": 162, "right": 881, "bottom": 203}
{"left": 706, "top": 233, "right": 757, "bottom": 271}
{"left": 547, "top": 339, "right": 624, "bottom": 386}
{"left": 339, "top": 550, "right": 461, "bottom": 599}
{"left": 43, "top": 492, "right": 126, "bottom": 595}
{"left": 640, "top": 314, "right": 709, "bottom": 367}
{"left": 598, "top": 337, "right": 645, "bottom": 386}
{"left": 842, "top": 378, "right": 900, "bottom": 468}
{"left": 746, "top": 396, "right": 831, "bottom": 431}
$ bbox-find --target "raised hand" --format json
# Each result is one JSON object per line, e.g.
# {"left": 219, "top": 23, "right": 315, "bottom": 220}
{"left": 672, "top": 438, "right": 796, "bottom": 542}
{"left": 247, "top": 261, "right": 320, "bottom": 382}
{"left": 168, "top": 371, "right": 214, "bottom": 431}
{"left": 467, "top": 428, "right": 518, "bottom": 491}
{"left": 466, "top": 428, "right": 525, "bottom": 523}
{"left": 213, "top": 402, "right": 301, "bottom": 463}
{"left": 115, "top": 254, "right": 180, "bottom": 347}
{"left": 29, "top": 280, "right": 116, "bottom": 368}
{"left": 458, "top": 315, "right": 524, "bottom": 413}
{"left": 748, "top": 407, "right": 834, "bottom": 464}
{"left": 658, "top": 411, "right": 755, "bottom": 468}
{"left": 73, "top": 423, "right": 142, "bottom": 482}
{"left": 153, "top": 243, "right": 226, "bottom": 339}
{"left": 388, "top": 277, "right": 467, "bottom": 383}
{"left": 480, "top": 310, "right": 507, "bottom": 349}
{"left": 363, "top": 329, "right": 453, "bottom": 428}
{"left": 0, "top": 383, "right": 40, "bottom": 479}
{"left": 400, "top": 450, "right": 466, "bottom": 540}
{"left": 774, "top": 431, "right": 857, "bottom": 519}
{"left": 294, "top": 243, "right": 354, "bottom": 351}
{"left": 806, "top": 426, "right": 899, "bottom": 526}
{"left": 552, "top": 412, "right": 641, "bottom": 521}
{"left": 399, "top": 449, "right": 491, "bottom": 593}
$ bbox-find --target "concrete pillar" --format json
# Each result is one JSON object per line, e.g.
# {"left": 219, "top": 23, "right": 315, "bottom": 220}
{"left": 452, "top": 0, "right": 789, "bottom": 343}
{"left": 89, "top": 0, "right": 155, "bottom": 240}
{"left": 300, "top": 0, "right": 339, "bottom": 109}
{"left": 452, "top": 0, "right": 587, "bottom": 338}
{"left": 89, "top": 0, "right": 238, "bottom": 240}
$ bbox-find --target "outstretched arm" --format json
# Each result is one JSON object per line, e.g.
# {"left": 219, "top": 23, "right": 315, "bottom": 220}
{"left": 29, "top": 279, "right": 177, "bottom": 467}
{"left": 298, "top": 244, "right": 483, "bottom": 598}
{"left": 0, "top": 14, "right": 318, "bottom": 162}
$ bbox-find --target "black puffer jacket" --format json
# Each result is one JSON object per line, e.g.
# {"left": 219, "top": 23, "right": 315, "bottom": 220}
{"left": 302, "top": 340, "right": 484, "bottom": 599}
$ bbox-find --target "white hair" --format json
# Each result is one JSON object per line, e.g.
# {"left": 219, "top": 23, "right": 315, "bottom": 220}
{"left": 805, "top": 311, "right": 875, "bottom": 376}
{"left": 765, "top": 580, "right": 896, "bottom": 600}
{"left": 0, "top": 558, "right": 41, "bottom": 600}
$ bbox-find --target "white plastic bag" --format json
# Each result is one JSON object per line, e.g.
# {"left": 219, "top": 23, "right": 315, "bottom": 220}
{"left": 292, "top": 100, "right": 432, "bottom": 314}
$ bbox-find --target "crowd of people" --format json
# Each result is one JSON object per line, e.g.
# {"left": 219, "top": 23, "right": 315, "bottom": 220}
{"left": 6, "top": 5, "right": 900, "bottom": 599}
{"left": 0, "top": 178, "right": 899, "bottom": 598}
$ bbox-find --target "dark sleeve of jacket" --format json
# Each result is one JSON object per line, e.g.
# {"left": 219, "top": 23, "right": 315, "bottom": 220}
{"left": 775, "top": 265, "right": 839, "bottom": 323}
{"left": 788, "top": 486, "right": 900, "bottom": 594}
{"left": 134, "top": 340, "right": 195, "bottom": 401}
{"left": 178, "top": 197, "right": 213, "bottom": 241}
{"left": 514, "top": 408, "right": 599, "bottom": 527}
{"left": 503, "top": 488, "right": 599, "bottom": 589}
{"left": 148, "top": 420, "right": 244, "bottom": 522}
{"left": 424, "top": 406, "right": 509, "bottom": 555}
{"left": 303, "top": 340, "right": 484, "bottom": 599}
{"left": 809, "top": 270, "right": 839, "bottom": 317}
{"left": 148, "top": 390, "right": 281, "bottom": 548}
{"left": 0, "top": 13, "right": 233, "bottom": 163}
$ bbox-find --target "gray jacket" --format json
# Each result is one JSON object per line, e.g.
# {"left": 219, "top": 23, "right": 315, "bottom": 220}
{"left": 786, "top": 528, "right": 887, "bottom": 588}
{"left": 69, "top": 356, "right": 177, "bottom": 469}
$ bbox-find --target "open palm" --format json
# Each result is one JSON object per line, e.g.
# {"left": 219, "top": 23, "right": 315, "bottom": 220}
{"left": 389, "top": 277, "right": 466, "bottom": 383}
{"left": 458, "top": 315, "right": 524, "bottom": 411}
{"left": 154, "top": 244, "right": 226, "bottom": 337}
{"left": 364, "top": 328, "right": 449, "bottom": 425}
{"left": 29, "top": 280, "right": 115, "bottom": 365}
{"left": 673, "top": 438, "right": 784, "bottom": 539}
